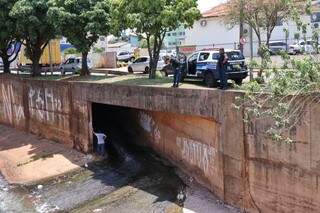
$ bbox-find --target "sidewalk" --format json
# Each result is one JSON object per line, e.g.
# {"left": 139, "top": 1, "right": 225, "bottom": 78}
{"left": 0, "top": 125, "right": 91, "bottom": 185}
{"left": 92, "top": 67, "right": 129, "bottom": 75}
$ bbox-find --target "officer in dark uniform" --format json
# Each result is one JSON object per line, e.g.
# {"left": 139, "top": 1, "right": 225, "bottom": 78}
{"left": 170, "top": 57, "right": 181, "bottom": 88}
{"left": 218, "top": 48, "right": 228, "bottom": 90}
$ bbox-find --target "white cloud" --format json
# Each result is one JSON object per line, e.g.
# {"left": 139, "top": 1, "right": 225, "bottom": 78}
{"left": 198, "top": 0, "right": 226, "bottom": 12}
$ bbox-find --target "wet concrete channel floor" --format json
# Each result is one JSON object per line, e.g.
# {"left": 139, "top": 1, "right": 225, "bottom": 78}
{"left": 0, "top": 126, "right": 240, "bottom": 213}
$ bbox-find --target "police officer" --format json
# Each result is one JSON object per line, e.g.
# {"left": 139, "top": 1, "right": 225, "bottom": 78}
{"left": 218, "top": 48, "right": 228, "bottom": 90}
{"left": 170, "top": 57, "right": 181, "bottom": 88}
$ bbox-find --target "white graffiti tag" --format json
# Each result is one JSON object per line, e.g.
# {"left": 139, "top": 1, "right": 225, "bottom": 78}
{"left": 177, "top": 137, "right": 217, "bottom": 175}
{"left": 139, "top": 112, "right": 154, "bottom": 133}
{"left": 1, "top": 84, "right": 25, "bottom": 123}
{"left": 28, "top": 87, "right": 62, "bottom": 123}
{"left": 139, "top": 112, "right": 161, "bottom": 144}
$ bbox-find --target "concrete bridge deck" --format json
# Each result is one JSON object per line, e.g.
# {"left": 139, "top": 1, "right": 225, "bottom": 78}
{"left": 0, "top": 74, "right": 319, "bottom": 212}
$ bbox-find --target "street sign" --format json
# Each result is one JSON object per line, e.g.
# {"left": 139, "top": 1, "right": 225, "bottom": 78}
{"left": 240, "top": 37, "right": 246, "bottom": 45}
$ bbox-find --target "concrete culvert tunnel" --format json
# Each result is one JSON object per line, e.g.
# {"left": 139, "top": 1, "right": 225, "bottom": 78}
{"left": 91, "top": 103, "right": 187, "bottom": 210}
{"left": 89, "top": 103, "right": 235, "bottom": 213}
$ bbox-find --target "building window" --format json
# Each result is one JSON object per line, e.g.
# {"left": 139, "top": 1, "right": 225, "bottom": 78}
{"left": 100, "top": 36, "right": 105, "bottom": 41}
{"left": 167, "top": 33, "right": 171, "bottom": 37}
{"left": 312, "top": 12, "right": 320, "bottom": 23}
{"left": 172, "top": 32, "right": 177, "bottom": 36}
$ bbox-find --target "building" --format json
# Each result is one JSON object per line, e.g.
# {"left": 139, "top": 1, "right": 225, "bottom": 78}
{"left": 164, "top": 26, "right": 186, "bottom": 49}
{"left": 185, "top": 3, "right": 239, "bottom": 52}
{"left": 185, "top": 1, "right": 320, "bottom": 57}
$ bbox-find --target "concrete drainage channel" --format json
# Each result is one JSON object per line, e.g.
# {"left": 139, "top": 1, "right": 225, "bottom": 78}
{"left": 0, "top": 103, "right": 240, "bottom": 213}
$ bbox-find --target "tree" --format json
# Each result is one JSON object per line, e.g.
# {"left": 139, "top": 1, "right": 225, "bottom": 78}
{"left": 226, "top": 0, "right": 293, "bottom": 78}
{"left": 0, "top": 0, "right": 21, "bottom": 73}
{"left": 10, "top": 0, "right": 58, "bottom": 76}
{"left": 227, "top": 0, "right": 292, "bottom": 47}
{"left": 114, "top": 0, "right": 201, "bottom": 79}
{"left": 49, "top": 0, "right": 111, "bottom": 76}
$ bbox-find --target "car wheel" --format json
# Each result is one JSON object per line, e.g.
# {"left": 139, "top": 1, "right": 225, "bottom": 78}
{"left": 128, "top": 67, "right": 133, "bottom": 73}
{"left": 130, "top": 57, "right": 135, "bottom": 62}
{"left": 204, "top": 72, "right": 217, "bottom": 88}
{"left": 234, "top": 79, "right": 243, "bottom": 85}
{"left": 144, "top": 67, "right": 150, "bottom": 74}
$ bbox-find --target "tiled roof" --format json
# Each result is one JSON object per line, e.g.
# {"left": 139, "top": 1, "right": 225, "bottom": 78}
{"left": 202, "top": 3, "right": 229, "bottom": 18}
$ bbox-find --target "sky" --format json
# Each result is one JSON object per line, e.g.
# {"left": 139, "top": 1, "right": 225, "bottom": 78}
{"left": 197, "top": 0, "right": 226, "bottom": 12}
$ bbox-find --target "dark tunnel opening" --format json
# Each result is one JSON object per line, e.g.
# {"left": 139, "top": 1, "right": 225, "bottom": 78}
{"left": 91, "top": 103, "right": 146, "bottom": 162}
{"left": 91, "top": 102, "right": 186, "bottom": 204}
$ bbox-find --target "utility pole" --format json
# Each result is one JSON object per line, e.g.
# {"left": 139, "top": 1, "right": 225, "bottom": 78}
{"left": 250, "top": 26, "right": 254, "bottom": 81}
{"left": 239, "top": 0, "right": 244, "bottom": 54}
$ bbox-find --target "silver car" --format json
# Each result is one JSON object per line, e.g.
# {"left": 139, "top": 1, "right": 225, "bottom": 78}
{"left": 60, "top": 57, "right": 93, "bottom": 74}
{"left": 128, "top": 57, "right": 165, "bottom": 73}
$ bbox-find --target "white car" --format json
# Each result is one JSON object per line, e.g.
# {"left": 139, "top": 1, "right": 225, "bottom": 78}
{"left": 117, "top": 51, "right": 135, "bottom": 62}
{"left": 289, "top": 40, "right": 320, "bottom": 54}
{"left": 59, "top": 57, "right": 93, "bottom": 74}
{"left": 128, "top": 57, "right": 165, "bottom": 73}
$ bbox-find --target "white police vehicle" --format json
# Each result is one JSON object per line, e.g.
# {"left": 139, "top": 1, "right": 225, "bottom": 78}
{"left": 182, "top": 49, "right": 248, "bottom": 87}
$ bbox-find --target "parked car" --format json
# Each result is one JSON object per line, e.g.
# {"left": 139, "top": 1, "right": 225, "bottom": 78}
{"left": 289, "top": 40, "right": 320, "bottom": 54}
{"left": 59, "top": 57, "right": 93, "bottom": 74}
{"left": 117, "top": 51, "right": 135, "bottom": 62}
{"left": 128, "top": 57, "right": 165, "bottom": 73}
{"left": 268, "top": 41, "right": 288, "bottom": 55}
{"left": 182, "top": 50, "right": 248, "bottom": 87}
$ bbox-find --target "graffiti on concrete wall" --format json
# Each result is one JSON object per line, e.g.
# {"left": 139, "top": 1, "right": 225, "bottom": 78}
{"left": 28, "top": 87, "right": 63, "bottom": 124}
{"left": 177, "top": 137, "right": 217, "bottom": 175}
{"left": 139, "top": 111, "right": 161, "bottom": 144}
{"left": 1, "top": 84, "right": 25, "bottom": 124}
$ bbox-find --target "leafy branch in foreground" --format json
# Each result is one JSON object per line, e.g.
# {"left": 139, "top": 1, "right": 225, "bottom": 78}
{"left": 236, "top": 56, "right": 320, "bottom": 144}
{"left": 235, "top": 0, "right": 318, "bottom": 144}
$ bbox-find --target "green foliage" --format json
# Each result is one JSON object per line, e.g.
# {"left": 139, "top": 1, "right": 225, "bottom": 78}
{"left": 239, "top": 55, "right": 320, "bottom": 143}
{"left": 236, "top": 0, "right": 320, "bottom": 144}
{"left": 114, "top": 0, "right": 200, "bottom": 78}
{"left": 0, "top": 0, "right": 20, "bottom": 73}
{"left": 226, "top": 0, "right": 293, "bottom": 45}
{"left": 93, "top": 47, "right": 105, "bottom": 54}
{"left": 10, "top": 0, "right": 58, "bottom": 76}
{"left": 63, "top": 48, "right": 80, "bottom": 56}
{"left": 49, "top": 0, "right": 111, "bottom": 75}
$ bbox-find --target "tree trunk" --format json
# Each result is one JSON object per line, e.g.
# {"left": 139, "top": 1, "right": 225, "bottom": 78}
{"left": 149, "top": 58, "right": 157, "bottom": 79}
{"left": 2, "top": 56, "right": 10, "bottom": 74}
{"left": 81, "top": 52, "right": 90, "bottom": 76}
{"left": 31, "top": 51, "right": 42, "bottom": 77}
{"left": 32, "top": 58, "right": 41, "bottom": 77}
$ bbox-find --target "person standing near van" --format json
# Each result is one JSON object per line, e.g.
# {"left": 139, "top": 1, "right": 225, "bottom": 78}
{"left": 171, "top": 57, "right": 181, "bottom": 88}
{"left": 93, "top": 130, "right": 107, "bottom": 156}
{"left": 218, "top": 48, "right": 228, "bottom": 90}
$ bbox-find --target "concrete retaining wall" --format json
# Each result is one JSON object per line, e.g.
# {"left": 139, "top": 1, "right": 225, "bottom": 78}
{"left": 0, "top": 74, "right": 319, "bottom": 212}
{"left": 0, "top": 76, "right": 90, "bottom": 151}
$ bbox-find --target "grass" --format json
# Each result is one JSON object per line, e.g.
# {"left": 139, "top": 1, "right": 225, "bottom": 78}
{"left": 1, "top": 70, "right": 210, "bottom": 89}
